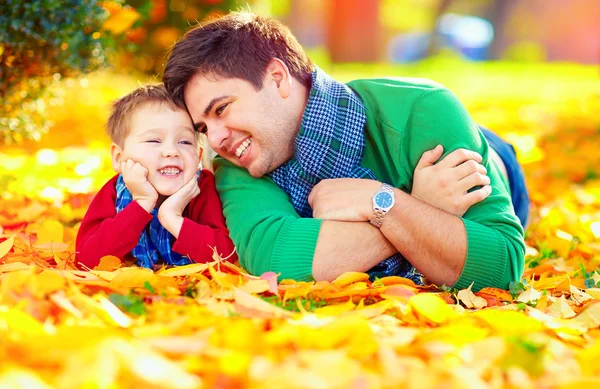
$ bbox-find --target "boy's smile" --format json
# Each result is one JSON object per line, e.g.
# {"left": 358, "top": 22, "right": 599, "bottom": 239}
{"left": 113, "top": 103, "right": 200, "bottom": 198}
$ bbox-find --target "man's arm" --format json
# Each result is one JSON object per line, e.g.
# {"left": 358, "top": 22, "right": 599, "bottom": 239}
{"left": 312, "top": 221, "right": 396, "bottom": 281}
{"left": 309, "top": 89, "right": 525, "bottom": 290}
{"left": 213, "top": 158, "right": 394, "bottom": 281}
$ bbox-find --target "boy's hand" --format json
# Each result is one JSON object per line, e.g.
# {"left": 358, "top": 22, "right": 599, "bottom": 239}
{"left": 121, "top": 159, "right": 158, "bottom": 213}
{"left": 158, "top": 174, "right": 200, "bottom": 238}
{"left": 411, "top": 145, "right": 492, "bottom": 217}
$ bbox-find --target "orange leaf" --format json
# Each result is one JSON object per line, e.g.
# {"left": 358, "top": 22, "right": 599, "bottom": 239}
{"left": 477, "top": 287, "right": 513, "bottom": 303}
{"left": 331, "top": 272, "right": 369, "bottom": 288}
{"left": 282, "top": 282, "right": 313, "bottom": 302}
{"left": 377, "top": 276, "right": 417, "bottom": 287}
{"left": 94, "top": 255, "right": 122, "bottom": 271}
{"left": 36, "top": 220, "right": 64, "bottom": 244}
{"left": 0, "top": 234, "right": 16, "bottom": 259}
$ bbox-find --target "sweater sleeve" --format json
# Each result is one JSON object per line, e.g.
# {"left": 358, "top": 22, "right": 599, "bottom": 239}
{"left": 75, "top": 176, "right": 153, "bottom": 269}
{"left": 172, "top": 170, "right": 238, "bottom": 263}
{"left": 404, "top": 89, "right": 525, "bottom": 290}
{"left": 213, "top": 159, "right": 322, "bottom": 281}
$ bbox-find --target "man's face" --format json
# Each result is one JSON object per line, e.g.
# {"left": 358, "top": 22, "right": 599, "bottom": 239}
{"left": 183, "top": 73, "right": 299, "bottom": 178}
{"left": 114, "top": 103, "right": 200, "bottom": 197}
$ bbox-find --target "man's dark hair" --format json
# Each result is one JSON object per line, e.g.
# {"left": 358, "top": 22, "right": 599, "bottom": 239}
{"left": 164, "top": 12, "right": 313, "bottom": 107}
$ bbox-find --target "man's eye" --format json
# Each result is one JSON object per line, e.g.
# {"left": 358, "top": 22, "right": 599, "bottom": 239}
{"left": 216, "top": 103, "right": 228, "bottom": 115}
{"left": 197, "top": 125, "right": 207, "bottom": 134}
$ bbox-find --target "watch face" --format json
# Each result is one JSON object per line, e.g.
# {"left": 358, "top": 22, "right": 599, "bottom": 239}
{"left": 375, "top": 192, "right": 393, "bottom": 208}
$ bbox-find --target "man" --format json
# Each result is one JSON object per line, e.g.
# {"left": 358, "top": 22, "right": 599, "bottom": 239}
{"left": 163, "top": 12, "right": 528, "bottom": 290}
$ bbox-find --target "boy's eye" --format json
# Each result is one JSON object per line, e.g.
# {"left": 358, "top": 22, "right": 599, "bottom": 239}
{"left": 146, "top": 139, "right": 160, "bottom": 143}
{"left": 180, "top": 140, "right": 193, "bottom": 145}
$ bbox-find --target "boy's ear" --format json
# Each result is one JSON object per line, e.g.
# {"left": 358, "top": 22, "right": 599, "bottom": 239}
{"left": 110, "top": 143, "right": 123, "bottom": 173}
{"left": 266, "top": 58, "right": 292, "bottom": 99}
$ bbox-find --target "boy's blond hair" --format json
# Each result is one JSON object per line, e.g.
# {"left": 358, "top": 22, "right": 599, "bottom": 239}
{"left": 106, "top": 84, "right": 190, "bottom": 147}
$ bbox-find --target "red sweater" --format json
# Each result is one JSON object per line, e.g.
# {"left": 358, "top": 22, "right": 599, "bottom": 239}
{"left": 76, "top": 170, "right": 237, "bottom": 269}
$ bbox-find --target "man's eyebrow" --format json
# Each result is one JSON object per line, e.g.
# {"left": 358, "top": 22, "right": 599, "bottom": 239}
{"left": 203, "top": 95, "right": 229, "bottom": 116}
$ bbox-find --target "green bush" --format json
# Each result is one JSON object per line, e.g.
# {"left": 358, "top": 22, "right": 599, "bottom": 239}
{"left": 0, "top": 0, "right": 112, "bottom": 143}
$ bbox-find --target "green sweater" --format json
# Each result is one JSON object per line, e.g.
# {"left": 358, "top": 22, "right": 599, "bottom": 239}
{"left": 214, "top": 78, "right": 525, "bottom": 290}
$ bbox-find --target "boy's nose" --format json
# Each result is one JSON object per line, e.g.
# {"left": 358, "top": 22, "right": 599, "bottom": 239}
{"left": 161, "top": 143, "right": 179, "bottom": 157}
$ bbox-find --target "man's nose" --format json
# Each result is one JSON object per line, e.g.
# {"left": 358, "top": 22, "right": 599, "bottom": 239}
{"left": 207, "top": 123, "right": 232, "bottom": 153}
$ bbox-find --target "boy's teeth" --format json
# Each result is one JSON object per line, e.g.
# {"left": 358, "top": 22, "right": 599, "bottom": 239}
{"left": 159, "top": 167, "right": 181, "bottom": 175}
{"left": 235, "top": 138, "right": 252, "bottom": 158}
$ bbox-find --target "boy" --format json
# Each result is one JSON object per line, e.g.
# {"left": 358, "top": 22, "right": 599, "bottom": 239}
{"left": 76, "top": 85, "right": 237, "bottom": 270}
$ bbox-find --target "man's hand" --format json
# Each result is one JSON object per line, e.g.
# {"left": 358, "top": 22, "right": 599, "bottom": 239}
{"left": 308, "top": 178, "right": 381, "bottom": 222}
{"left": 121, "top": 159, "right": 158, "bottom": 213}
{"left": 158, "top": 174, "right": 200, "bottom": 238}
{"left": 411, "top": 145, "right": 491, "bottom": 217}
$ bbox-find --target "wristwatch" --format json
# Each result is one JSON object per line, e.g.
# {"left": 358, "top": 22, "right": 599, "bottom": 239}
{"left": 370, "top": 183, "right": 395, "bottom": 228}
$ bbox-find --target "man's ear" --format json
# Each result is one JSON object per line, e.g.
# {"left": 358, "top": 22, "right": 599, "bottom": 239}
{"left": 110, "top": 143, "right": 123, "bottom": 173}
{"left": 265, "top": 58, "right": 292, "bottom": 99}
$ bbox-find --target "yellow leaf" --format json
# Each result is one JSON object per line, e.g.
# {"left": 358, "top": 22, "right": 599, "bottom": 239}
{"left": 0, "top": 261, "right": 30, "bottom": 274}
{"left": 238, "top": 279, "right": 270, "bottom": 294}
{"left": 472, "top": 309, "right": 544, "bottom": 335}
{"left": 93, "top": 255, "right": 122, "bottom": 271}
{"left": 156, "top": 262, "right": 209, "bottom": 277}
{"left": 313, "top": 299, "right": 356, "bottom": 316}
{"left": 0, "top": 308, "right": 46, "bottom": 335}
{"left": 457, "top": 282, "right": 488, "bottom": 309}
{"left": 110, "top": 267, "right": 156, "bottom": 288}
{"left": 584, "top": 288, "right": 600, "bottom": 299}
{"left": 409, "top": 293, "right": 457, "bottom": 324}
{"left": 331, "top": 272, "right": 370, "bottom": 288}
{"left": 0, "top": 234, "right": 16, "bottom": 259}
{"left": 209, "top": 265, "right": 242, "bottom": 288}
{"left": 36, "top": 220, "right": 64, "bottom": 244}
{"left": 34, "top": 270, "right": 67, "bottom": 296}
{"left": 283, "top": 282, "right": 313, "bottom": 301}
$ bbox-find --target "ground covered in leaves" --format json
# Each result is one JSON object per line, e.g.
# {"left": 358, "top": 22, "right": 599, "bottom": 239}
{"left": 1, "top": 62, "right": 600, "bottom": 388}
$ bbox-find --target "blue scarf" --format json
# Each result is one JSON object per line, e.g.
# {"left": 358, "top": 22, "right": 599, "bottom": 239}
{"left": 115, "top": 174, "right": 193, "bottom": 269}
{"left": 270, "top": 67, "right": 422, "bottom": 284}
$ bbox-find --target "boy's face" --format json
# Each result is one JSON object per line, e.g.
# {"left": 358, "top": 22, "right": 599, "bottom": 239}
{"left": 111, "top": 103, "right": 200, "bottom": 197}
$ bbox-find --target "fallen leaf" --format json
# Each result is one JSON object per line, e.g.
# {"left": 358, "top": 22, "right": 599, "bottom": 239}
{"left": 0, "top": 234, "right": 16, "bottom": 259}
{"left": 238, "top": 279, "right": 270, "bottom": 294}
{"left": 36, "top": 220, "right": 64, "bottom": 244}
{"left": 93, "top": 255, "right": 122, "bottom": 271}
{"left": 457, "top": 283, "right": 488, "bottom": 309}
{"left": 157, "top": 262, "right": 209, "bottom": 277}
{"left": 282, "top": 282, "right": 313, "bottom": 302}
{"left": 260, "top": 271, "right": 279, "bottom": 295}
{"left": 516, "top": 286, "right": 543, "bottom": 303}
{"left": 331, "top": 272, "right": 370, "bottom": 288}
{"left": 233, "top": 289, "right": 292, "bottom": 318}
{"left": 409, "top": 293, "right": 457, "bottom": 325}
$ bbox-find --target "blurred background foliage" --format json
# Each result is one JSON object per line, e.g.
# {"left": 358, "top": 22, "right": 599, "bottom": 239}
{"left": 0, "top": 0, "right": 598, "bottom": 205}
{"left": 1, "top": 0, "right": 598, "bottom": 143}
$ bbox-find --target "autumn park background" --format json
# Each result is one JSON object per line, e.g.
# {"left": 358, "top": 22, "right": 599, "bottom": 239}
{"left": 1, "top": 0, "right": 600, "bottom": 387}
